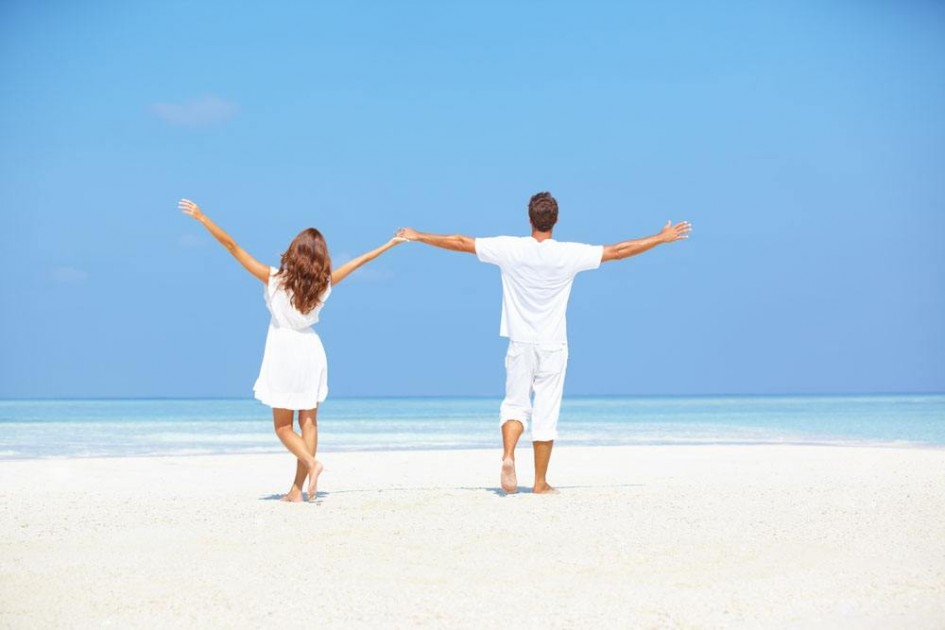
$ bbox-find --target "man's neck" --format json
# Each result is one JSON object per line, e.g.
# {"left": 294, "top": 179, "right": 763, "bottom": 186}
{"left": 531, "top": 229, "right": 553, "bottom": 242}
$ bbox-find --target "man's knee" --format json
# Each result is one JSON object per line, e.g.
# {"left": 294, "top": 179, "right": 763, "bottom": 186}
{"left": 530, "top": 416, "right": 559, "bottom": 442}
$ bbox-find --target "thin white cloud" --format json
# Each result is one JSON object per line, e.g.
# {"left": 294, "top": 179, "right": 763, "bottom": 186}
{"left": 150, "top": 95, "right": 238, "bottom": 127}
{"left": 178, "top": 233, "right": 206, "bottom": 248}
{"left": 49, "top": 266, "right": 88, "bottom": 284}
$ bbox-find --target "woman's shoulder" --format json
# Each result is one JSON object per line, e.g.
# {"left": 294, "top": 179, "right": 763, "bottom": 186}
{"left": 264, "top": 266, "right": 283, "bottom": 299}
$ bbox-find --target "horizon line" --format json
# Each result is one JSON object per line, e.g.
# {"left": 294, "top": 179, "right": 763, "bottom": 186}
{"left": 0, "top": 391, "right": 943, "bottom": 403}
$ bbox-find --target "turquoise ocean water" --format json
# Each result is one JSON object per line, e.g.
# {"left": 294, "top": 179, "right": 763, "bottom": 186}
{"left": 0, "top": 395, "right": 943, "bottom": 460}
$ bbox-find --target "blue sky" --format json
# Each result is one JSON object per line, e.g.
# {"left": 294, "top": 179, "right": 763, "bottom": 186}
{"left": 1, "top": 1, "right": 943, "bottom": 398}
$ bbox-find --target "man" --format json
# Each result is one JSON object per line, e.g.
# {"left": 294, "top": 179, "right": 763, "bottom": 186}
{"left": 397, "top": 192, "right": 691, "bottom": 494}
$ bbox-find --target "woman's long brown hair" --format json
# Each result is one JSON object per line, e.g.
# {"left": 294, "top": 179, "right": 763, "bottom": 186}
{"left": 276, "top": 228, "right": 331, "bottom": 314}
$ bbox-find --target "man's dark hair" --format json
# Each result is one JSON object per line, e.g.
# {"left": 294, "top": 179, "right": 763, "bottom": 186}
{"left": 528, "top": 191, "right": 558, "bottom": 233}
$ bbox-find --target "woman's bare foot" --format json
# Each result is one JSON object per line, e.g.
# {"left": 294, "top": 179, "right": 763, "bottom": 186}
{"left": 532, "top": 482, "right": 559, "bottom": 494}
{"left": 307, "top": 460, "right": 324, "bottom": 502}
{"left": 501, "top": 458, "right": 518, "bottom": 494}
{"left": 281, "top": 488, "right": 303, "bottom": 503}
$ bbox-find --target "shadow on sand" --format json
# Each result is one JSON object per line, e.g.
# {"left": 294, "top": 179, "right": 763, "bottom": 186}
{"left": 260, "top": 483, "right": 643, "bottom": 502}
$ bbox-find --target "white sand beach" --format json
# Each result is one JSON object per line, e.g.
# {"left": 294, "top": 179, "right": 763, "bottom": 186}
{"left": 1, "top": 445, "right": 944, "bottom": 628}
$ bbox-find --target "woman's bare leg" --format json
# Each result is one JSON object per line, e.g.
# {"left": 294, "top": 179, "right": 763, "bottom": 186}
{"left": 272, "top": 408, "right": 317, "bottom": 501}
{"left": 282, "top": 411, "right": 306, "bottom": 502}
{"left": 296, "top": 408, "right": 322, "bottom": 501}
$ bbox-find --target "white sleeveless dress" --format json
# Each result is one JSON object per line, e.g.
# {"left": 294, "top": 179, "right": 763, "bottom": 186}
{"left": 253, "top": 267, "right": 331, "bottom": 410}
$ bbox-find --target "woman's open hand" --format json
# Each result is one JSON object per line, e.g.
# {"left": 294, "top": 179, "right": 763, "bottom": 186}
{"left": 178, "top": 199, "right": 205, "bottom": 221}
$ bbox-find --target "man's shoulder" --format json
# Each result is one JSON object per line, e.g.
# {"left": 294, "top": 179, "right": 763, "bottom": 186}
{"left": 475, "top": 235, "right": 527, "bottom": 263}
{"left": 546, "top": 240, "right": 604, "bottom": 270}
{"left": 476, "top": 235, "right": 528, "bottom": 248}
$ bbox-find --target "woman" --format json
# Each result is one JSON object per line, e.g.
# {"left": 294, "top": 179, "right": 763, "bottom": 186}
{"left": 179, "top": 198, "right": 402, "bottom": 502}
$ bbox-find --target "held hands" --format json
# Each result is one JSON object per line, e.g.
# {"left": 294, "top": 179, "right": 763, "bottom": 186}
{"left": 660, "top": 220, "right": 692, "bottom": 243}
{"left": 395, "top": 227, "right": 419, "bottom": 241}
{"left": 178, "top": 199, "right": 205, "bottom": 221}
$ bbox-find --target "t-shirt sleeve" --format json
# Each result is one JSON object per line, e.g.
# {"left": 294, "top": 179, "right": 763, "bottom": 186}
{"left": 568, "top": 243, "right": 605, "bottom": 274}
{"left": 265, "top": 266, "right": 280, "bottom": 301}
{"left": 475, "top": 236, "right": 509, "bottom": 266}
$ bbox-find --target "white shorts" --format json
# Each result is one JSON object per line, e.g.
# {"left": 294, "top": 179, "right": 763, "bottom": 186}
{"left": 499, "top": 341, "right": 569, "bottom": 441}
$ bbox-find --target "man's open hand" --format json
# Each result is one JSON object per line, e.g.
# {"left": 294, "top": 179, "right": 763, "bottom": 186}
{"left": 660, "top": 220, "right": 692, "bottom": 243}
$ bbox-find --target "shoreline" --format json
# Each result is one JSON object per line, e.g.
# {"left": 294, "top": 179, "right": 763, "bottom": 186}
{"left": 2, "top": 444, "right": 944, "bottom": 627}
{"left": 2, "top": 438, "right": 945, "bottom": 463}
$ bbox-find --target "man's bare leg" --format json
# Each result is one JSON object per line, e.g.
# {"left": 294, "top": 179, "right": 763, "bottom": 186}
{"left": 501, "top": 420, "right": 524, "bottom": 494}
{"left": 532, "top": 440, "right": 557, "bottom": 494}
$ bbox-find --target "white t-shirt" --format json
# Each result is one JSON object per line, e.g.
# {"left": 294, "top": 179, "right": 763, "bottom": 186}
{"left": 475, "top": 236, "right": 603, "bottom": 344}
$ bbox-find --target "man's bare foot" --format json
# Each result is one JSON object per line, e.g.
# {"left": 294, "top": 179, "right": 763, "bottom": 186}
{"left": 307, "top": 460, "right": 324, "bottom": 502}
{"left": 501, "top": 457, "right": 518, "bottom": 494}
{"left": 281, "top": 489, "right": 303, "bottom": 503}
{"left": 532, "top": 482, "right": 559, "bottom": 494}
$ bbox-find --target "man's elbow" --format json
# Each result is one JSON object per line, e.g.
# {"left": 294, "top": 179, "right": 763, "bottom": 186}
{"left": 453, "top": 235, "right": 475, "bottom": 253}
{"left": 601, "top": 246, "right": 622, "bottom": 262}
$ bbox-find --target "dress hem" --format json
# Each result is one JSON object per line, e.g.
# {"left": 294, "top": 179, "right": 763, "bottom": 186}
{"left": 253, "top": 388, "right": 328, "bottom": 411}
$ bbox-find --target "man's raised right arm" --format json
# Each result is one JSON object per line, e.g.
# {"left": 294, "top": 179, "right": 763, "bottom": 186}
{"left": 396, "top": 228, "right": 476, "bottom": 254}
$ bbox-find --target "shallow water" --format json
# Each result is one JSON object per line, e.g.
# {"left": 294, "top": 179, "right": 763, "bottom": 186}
{"left": 0, "top": 394, "right": 942, "bottom": 459}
